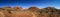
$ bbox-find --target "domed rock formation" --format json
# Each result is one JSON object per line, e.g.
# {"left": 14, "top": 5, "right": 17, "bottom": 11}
{"left": 28, "top": 6, "right": 40, "bottom": 11}
{"left": 28, "top": 6, "right": 41, "bottom": 17}
{"left": 3, "top": 6, "right": 11, "bottom": 10}
{"left": 41, "top": 7, "right": 58, "bottom": 17}
{"left": 12, "top": 6, "right": 24, "bottom": 11}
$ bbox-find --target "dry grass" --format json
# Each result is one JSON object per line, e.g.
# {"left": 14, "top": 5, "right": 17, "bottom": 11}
{"left": 0, "top": 11, "right": 59, "bottom": 17}
{"left": 10, "top": 11, "right": 33, "bottom": 17}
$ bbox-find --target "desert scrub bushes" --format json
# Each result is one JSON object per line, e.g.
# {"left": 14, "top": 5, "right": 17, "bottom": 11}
{"left": 11, "top": 10, "right": 33, "bottom": 17}
{"left": 0, "top": 6, "right": 60, "bottom": 17}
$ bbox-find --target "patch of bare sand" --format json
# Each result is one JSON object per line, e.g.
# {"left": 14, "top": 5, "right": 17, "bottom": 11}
{"left": 0, "top": 12, "right": 5, "bottom": 17}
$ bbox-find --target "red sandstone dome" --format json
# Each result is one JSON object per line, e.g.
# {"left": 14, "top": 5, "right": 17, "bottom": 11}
{"left": 12, "top": 6, "right": 24, "bottom": 10}
{"left": 28, "top": 6, "right": 40, "bottom": 11}
{"left": 3, "top": 6, "right": 11, "bottom": 10}
{"left": 44, "top": 7, "right": 57, "bottom": 11}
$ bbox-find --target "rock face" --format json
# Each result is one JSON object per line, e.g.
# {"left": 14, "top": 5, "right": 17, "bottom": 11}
{"left": 0, "top": 6, "right": 59, "bottom": 17}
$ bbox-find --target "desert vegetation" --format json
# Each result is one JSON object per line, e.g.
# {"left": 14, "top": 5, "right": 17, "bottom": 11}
{"left": 0, "top": 6, "right": 60, "bottom": 17}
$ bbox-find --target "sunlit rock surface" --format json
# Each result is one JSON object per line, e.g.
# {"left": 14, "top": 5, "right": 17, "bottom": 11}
{"left": 0, "top": 6, "right": 59, "bottom": 17}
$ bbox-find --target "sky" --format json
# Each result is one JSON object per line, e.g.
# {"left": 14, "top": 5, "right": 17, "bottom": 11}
{"left": 0, "top": 0, "right": 60, "bottom": 9}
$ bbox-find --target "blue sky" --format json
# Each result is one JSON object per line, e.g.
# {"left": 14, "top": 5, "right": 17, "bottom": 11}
{"left": 0, "top": 0, "right": 60, "bottom": 9}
